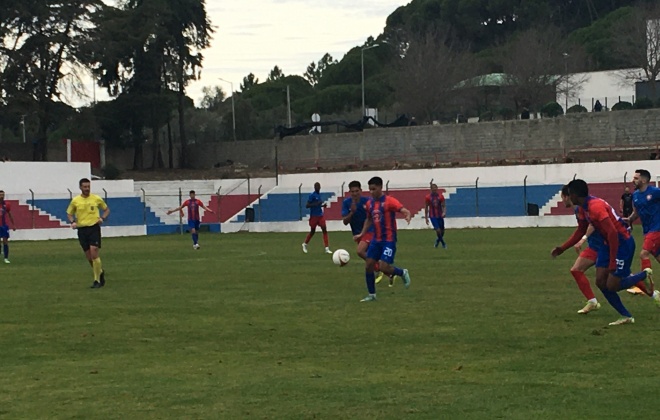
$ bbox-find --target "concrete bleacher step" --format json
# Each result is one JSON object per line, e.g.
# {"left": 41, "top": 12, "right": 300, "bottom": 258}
{"left": 6, "top": 200, "right": 65, "bottom": 229}
{"left": 545, "top": 183, "right": 625, "bottom": 216}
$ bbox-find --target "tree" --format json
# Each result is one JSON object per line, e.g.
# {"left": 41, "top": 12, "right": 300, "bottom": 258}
{"left": 86, "top": 0, "right": 212, "bottom": 169}
{"left": 0, "top": 0, "right": 105, "bottom": 161}
{"left": 500, "top": 27, "right": 586, "bottom": 113}
{"left": 199, "top": 86, "right": 226, "bottom": 111}
{"left": 240, "top": 73, "right": 259, "bottom": 91}
{"left": 267, "top": 65, "right": 284, "bottom": 81}
{"left": 611, "top": 4, "right": 660, "bottom": 97}
{"left": 393, "top": 28, "right": 477, "bottom": 123}
{"left": 303, "top": 53, "right": 337, "bottom": 86}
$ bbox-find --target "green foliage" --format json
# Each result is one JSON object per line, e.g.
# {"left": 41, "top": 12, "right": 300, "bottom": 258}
{"left": 634, "top": 97, "right": 654, "bottom": 109}
{"left": 567, "top": 7, "right": 635, "bottom": 70}
{"left": 541, "top": 101, "right": 564, "bottom": 117}
{"left": 567, "top": 104, "right": 588, "bottom": 113}
{"left": 612, "top": 101, "right": 633, "bottom": 111}
{"left": 101, "top": 163, "right": 121, "bottom": 179}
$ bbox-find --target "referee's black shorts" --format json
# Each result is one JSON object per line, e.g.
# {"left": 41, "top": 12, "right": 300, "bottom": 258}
{"left": 78, "top": 224, "right": 102, "bottom": 251}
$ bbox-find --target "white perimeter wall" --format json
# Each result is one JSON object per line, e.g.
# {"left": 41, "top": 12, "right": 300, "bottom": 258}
{"left": 1, "top": 161, "right": 90, "bottom": 194}
{"left": 276, "top": 159, "right": 660, "bottom": 190}
{"left": 6, "top": 160, "right": 660, "bottom": 239}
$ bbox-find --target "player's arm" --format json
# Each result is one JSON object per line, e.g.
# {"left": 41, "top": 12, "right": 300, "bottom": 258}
{"left": 100, "top": 204, "right": 110, "bottom": 223}
{"left": 166, "top": 204, "right": 185, "bottom": 215}
{"left": 354, "top": 209, "right": 372, "bottom": 240}
{"left": 200, "top": 200, "right": 214, "bottom": 213}
{"left": 424, "top": 199, "right": 429, "bottom": 224}
{"left": 66, "top": 200, "right": 77, "bottom": 228}
{"left": 624, "top": 205, "right": 638, "bottom": 224}
{"left": 441, "top": 198, "right": 447, "bottom": 218}
{"left": 597, "top": 217, "right": 621, "bottom": 271}
{"left": 341, "top": 201, "right": 353, "bottom": 225}
{"left": 619, "top": 197, "right": 624, "bottom": 214}
{"left": 399, "top": 207, "right": 412, "bottom": 224}
{"left": 552, "top": 219, "right": 588, "bottom": 257}
{"left": 574, "top": 224, "right": 594, "bottom": 253}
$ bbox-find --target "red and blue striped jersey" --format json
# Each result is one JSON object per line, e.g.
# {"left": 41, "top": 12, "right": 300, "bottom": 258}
{"left": 0, "top": 201, "right": 11, "bottom": 227}
{"left": 425, "top": 193, "right": 445, "bottom": 218}
{"left": 577, "top": 196, "right": 630, "bottom": 243}
{"left": 182, "top": 198, "right": 204, "bottom": 221}
{"left": 367, "top": 195, "right": 404, "bottom": 242}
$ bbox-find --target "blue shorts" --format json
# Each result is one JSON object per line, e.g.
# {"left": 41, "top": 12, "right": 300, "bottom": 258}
{"left": 596, "top": 236, "right": 635, "bottom": 278}
{"left": 366, "top": 240, "right": 397, "bottom": 265}
{"left": 0, "top": 226, "right": 9, "bottom": 239}
{"left": 430, "top": 217, "right": 444, "bottom": 230}
{"left": 188, "top": 220, "right": 201, "bottom": 231}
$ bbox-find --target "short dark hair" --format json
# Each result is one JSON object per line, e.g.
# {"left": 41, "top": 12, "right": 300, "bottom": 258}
{"left": 368, "top": 176, "right": 383, "bottom": 187}
{"left": 561, "top": 184, "right": 569, "bottom": 196}
{"left": 190, "top": 190, "right": 195, "bottom": 194}
{"left": 79, "top": 178, "right": 90, "bottom": 186}
{"left": 636, "top": 169, "right": 651, "bottom": 182}
{"left": 567, "top": 179, "right": 589, "bottom": 198}
{"left": 348, "top": 180, "right": 361, "bottom": 189}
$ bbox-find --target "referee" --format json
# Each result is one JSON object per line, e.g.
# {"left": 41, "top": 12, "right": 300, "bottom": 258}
{"left": 66, "top": 178, "right": 110, "bottom": 288}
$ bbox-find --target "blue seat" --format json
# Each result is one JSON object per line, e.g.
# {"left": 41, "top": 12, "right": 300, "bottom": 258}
{"left": 446, "top": 185, "right": 561, "bottom": 217}
{"left": 28, "top": 197, "right": 162, "bottom": 226}
{"left": 234, "top": 192, "right": 335, "bottom": 222}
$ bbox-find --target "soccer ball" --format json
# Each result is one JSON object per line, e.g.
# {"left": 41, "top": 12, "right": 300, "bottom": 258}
{"left": 332, "top": 249, "right": 350, "bottom": 266}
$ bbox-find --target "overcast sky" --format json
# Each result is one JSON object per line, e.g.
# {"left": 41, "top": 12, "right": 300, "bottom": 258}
{"left": 80, "top": 0, "right": 409, "bottom": 107}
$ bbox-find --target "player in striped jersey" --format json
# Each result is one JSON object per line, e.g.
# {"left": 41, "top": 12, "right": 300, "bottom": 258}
{"left": 354, "top": 177, "right": 412, "bottom": 302}
{"left": 167, "top": 190, "right": 215, "bottom": 249}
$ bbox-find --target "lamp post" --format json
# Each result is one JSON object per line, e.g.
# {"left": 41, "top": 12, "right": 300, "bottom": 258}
{"left": 218, "top": 77, "right": 236, "bottom": 142}
{"left": 562, "top": 52, "right": 569, "bottom": 112}
{"left": 361, "top": 44, "right": 379, "bottom": 117}
{"left": 20, "top": 115, "right": 26, "bottom": 143}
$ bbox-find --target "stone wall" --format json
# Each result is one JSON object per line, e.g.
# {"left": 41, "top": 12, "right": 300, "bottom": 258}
{"left": 4, "top": 109, "right": 660, "bottom": 171}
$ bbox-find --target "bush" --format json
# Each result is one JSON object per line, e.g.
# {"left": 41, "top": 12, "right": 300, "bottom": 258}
{"left": 498, "top": 107, "right": 515, "bottom": 120}
{"left": 567, "top": 104, "right": 587, "bottom": 113}
{"left": 479, "top": 111, "right": 493, "bottom": 122}
{"left": 541, "top": 101, "right": 564, "bottom": 117}
{"left": 612, "top": 101, "right": 633, "bottom": 111}
{"left": 102, "top": 163, "right": 121, "bottom": 180}
{"left": 634, "top": 97, "right": 654, "bottom": 109}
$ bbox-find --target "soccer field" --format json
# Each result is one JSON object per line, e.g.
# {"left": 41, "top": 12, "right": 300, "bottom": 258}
{"left": 1, "top": 228, "right": 659, "bottom": 419}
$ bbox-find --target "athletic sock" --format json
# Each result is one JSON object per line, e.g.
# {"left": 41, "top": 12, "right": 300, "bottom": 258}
{"left": 641, "top": 258, "right": 652, "bottom": 271}
{"left": 366, "top": 271, "right": 376, "bottom": 294}
{"left": 570, "top": 270, "right": 596, "bottom": 300}
{"left": 322, "top": 232, "right": 329, "bottom": 247}
{"left": 393, "top": 267, "right": 404, "bottom": 277}
{"left": 3, "top": 243, "right": 7, "bottom": 259}
{"left": 192, "top": 233, "right": 199, "bottom": 245}
{"left": 600, "top": 288, "right": 632, "bottom": 317}
{"left": 92, "top": 257, "right": 103, "bottom": 282}
{"left": 619, "top": 271, "right": 648, "bottom": 290}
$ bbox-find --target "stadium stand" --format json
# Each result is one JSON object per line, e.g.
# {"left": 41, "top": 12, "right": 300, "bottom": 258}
{"left": 4, "top": 200, "right": 64, "bottom": 229}
{"left": 233, "top": 191, "right": 335, "bottom": 223}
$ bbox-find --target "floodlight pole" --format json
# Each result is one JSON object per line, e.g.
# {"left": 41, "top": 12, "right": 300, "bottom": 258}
{"left": 361, "top": 44, "right": 379, "bottom": 117}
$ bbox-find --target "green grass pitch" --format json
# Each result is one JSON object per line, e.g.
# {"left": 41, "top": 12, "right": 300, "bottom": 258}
{"left": 1, "top": 227, "right": 660, "bottom": 419}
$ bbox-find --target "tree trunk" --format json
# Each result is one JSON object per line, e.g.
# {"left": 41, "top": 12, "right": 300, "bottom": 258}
{"left": 132, "top": 125, "right": 144, "bottom": 170}
{"left": 167, "top": 119, "right": 174, "bottom": 169}
{"left": 178, "top": 85, "right": 187, "bottom": 168}
{"left": 151, "top": 126, "right": 164, "bottom": 169}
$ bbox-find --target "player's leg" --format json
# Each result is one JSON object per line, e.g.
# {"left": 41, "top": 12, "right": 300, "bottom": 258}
{"left": 430, "top": 218, "right": 441, "bottom": 248}
{"left": 639, "top": 232, "right": 660, "bottom": 270}
{"left": 376, "top": 242, "right": 410, "bottom": 289}
{"left": 361, "top": 242, "right": 380, "bottom": 302}
{"left": 437, "top": 217, "right": 446, "bottom": 248}
{"left": 571, "top": 251, "right": 599, "bottom": 314}
{"left": 302, "top": 218, "right": 317, "bottom": 253}
{"left": 319, "top": 217, "right": 331, "bottom": 253}
{"left": 87, "top": 225, "right": 104, "bottom": 288}
{"left": 1, "top": 230, "right": 9, "bottom": 263}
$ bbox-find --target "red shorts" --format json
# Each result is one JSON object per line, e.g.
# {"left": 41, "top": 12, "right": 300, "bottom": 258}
{"left": 643, "top": 231, "right": 660, "bottom": 257}
{"left": 355, "top": 231, "right": 374, "bottom": 244}
{"left": 309, "top": 215, "right": 326, "bottom": 229}
{"left": 579, "top": 247, "right": 598, "bottom": 262}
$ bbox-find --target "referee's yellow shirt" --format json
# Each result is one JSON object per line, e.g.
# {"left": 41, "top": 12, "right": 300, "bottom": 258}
{"left": 66, "top": 194, "right": 108, "bottom": 227}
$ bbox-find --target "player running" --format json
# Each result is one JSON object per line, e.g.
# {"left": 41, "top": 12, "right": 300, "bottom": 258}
{"left": 167, "top": 190, "right": 214, "bottom": 250}
{"left": 302, "top": 182, "right": 331, "bottom": 254}
{"left": 0, "top": 190, "right": 15, "bottom": 264}
{"left": 354, "top": 176, "right": 412, "bottom": 302}
{"left": 551, "top": 179, "right": 653, "bottom": 326}
{"left": 424, "top": 183, "right": 447, "bottom": 248}
{"left": 626, "top": 170, "right": 660, "bottom": 278}
{"left": 559, "top": 185, "right": 601, "bottom": 314}
{"left": 341, "top": 180, "right": 395, "bottom": 287}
